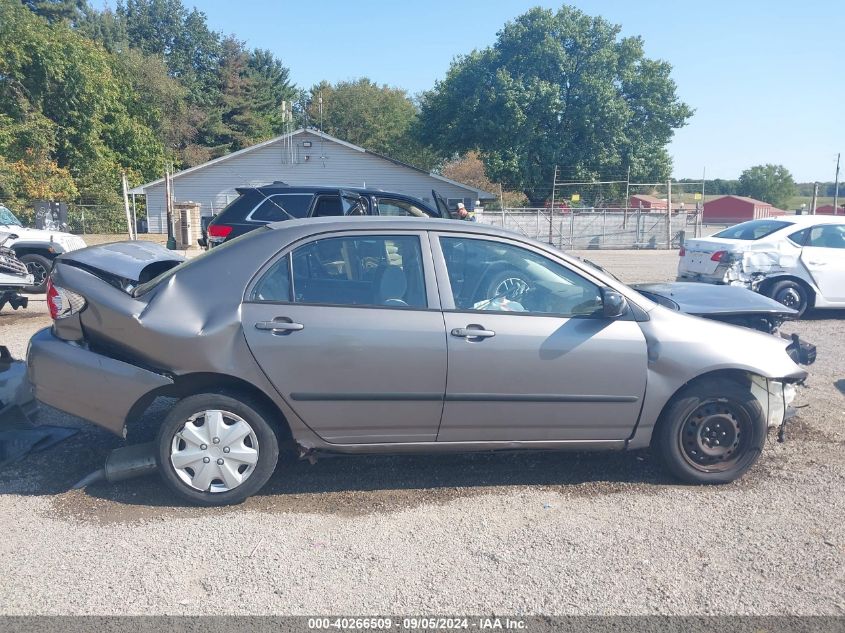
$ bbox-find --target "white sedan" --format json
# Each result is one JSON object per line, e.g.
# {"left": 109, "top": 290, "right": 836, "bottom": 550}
{"left": 678, "top": 215, "right": 845, "bottom": 316}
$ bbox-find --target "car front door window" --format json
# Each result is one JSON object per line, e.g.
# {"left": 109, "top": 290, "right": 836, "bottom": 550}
{"left": 438, "top": 237, "right": 602, "bottom": 316}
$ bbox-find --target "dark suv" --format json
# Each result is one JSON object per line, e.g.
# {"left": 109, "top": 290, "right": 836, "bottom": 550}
{"left": 203, "top": 183, "right": 450, "bottom": 247}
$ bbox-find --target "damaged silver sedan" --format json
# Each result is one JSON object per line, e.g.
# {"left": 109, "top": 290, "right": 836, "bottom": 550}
{"left": 27, "top": 218, "right": 807, "bottom": 505}
{"left": 678, "top": 215, "right": 845, "bottom": 316}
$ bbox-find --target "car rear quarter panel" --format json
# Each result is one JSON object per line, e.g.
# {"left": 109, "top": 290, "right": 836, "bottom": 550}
{"left": 58, "top": 227, "right": 327, "bottom": 441}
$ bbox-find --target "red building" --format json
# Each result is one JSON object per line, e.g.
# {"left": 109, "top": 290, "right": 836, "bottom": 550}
{"left": 702, "top": 195, "right": 784, "bottom": 223}
{"left": 815, "top": 204, "right": 845, "bottom": 215}
{"left": 629, "top": 194, "right": 668, "bottom": 210}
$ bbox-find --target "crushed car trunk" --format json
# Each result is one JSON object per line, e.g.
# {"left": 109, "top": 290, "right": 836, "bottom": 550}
{"left": 56, "top": 241, "right": 185, "bottom": 293}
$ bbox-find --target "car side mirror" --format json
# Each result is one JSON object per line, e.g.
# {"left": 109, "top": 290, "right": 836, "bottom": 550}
{"left": 601, "top": 287, "right": 628, "bottom": 318}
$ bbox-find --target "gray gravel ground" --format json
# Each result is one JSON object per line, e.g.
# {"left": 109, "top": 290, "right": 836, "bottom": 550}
{"left": 0, "top": 250, "right": 843, "bottom": 615}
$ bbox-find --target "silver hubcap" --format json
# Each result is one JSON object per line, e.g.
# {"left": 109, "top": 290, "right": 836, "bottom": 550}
{"left": 170, "top": 410, "right": 259, "bottom": 493}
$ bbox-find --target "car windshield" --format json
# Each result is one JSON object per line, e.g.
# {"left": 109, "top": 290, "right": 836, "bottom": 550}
{"left": 0, "top": 206, "right": 23, "bottom": 226}
{"left": 713, "top": 219, "right": 791, "bottom": 240}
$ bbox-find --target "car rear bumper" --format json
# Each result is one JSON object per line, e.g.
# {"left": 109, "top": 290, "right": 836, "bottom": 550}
{"left": 26, "top": 327, "right": 172, "bottom": 436}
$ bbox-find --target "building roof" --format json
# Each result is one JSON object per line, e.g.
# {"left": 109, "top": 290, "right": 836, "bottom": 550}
{"left": 630, "top": 194, "right": 665, "bottom": 204}
{"left": 704, "top": 195, "right": 772, "bottom": 206}
{"left": 128, "top": 128, "right": 497, "bottom": 199}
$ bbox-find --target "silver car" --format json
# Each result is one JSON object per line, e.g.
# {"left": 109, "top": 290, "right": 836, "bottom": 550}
{"left": 28, "top": 218, "right": 806, "bottom": 505}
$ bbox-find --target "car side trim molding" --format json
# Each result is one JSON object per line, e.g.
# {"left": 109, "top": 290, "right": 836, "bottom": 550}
{"left": 446, "top": 393, "right": 638, "bottom": 403}
{"left": 291, "top": 392, "right": 442, "bottom": 402}
{"left": 290, "top": 392, "right": 637, "bottom": 403}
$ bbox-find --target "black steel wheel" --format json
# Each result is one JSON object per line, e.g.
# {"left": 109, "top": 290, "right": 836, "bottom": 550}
{"left": 655, "top": 377, "right": 767, "bottom": 484}
{"left": 678, "top": 400, "right": 750, "bottom": 473}
{"left": 767, "top": 279, "right": 810, "bottom": 318}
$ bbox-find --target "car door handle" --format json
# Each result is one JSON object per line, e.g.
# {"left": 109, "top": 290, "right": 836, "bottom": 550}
{"left": 451, "top": 326, "right": 496, "bottom": 339}
{"left": 255, "top": 320, "right": 304, "bottom": 333}
{"left": 806, "top": 261, "right": 826, "bottom": 266}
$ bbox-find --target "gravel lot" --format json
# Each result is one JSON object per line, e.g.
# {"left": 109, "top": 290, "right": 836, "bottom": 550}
{"left": 0, "top": 249, "right": 843, "bottom": 616}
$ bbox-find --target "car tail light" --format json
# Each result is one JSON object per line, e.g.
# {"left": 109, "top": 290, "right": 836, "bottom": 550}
{"left": 46, "top": 277, "right": 86, "bottom": 320}
{"left": 678, "top": 246, "right": 685, "bottom": 257}
{"left": 710, "top": 250, "right": 728, "bottom": 262}
{"left": 208, "top": 224, "right": 233, "bottom": 238}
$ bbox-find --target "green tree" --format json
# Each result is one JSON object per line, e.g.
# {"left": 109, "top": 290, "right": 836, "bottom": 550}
{"left": 20, "top": 0, "right": 84, "bottom": 23}
{"left": 417, "top": 5, "right": 692, "bottom": 205}
{"left": 1, "top": 0, "right": 166, "bottom": 203}
{"left": 737, "top": 164, "right": 796, "bottom": 209}
{"left": 307, "top": 78, "right": 438, "bottom": 170}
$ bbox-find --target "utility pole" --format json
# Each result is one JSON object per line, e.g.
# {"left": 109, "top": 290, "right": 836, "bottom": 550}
{"left": 548, "top": 165, "right": 558, "bottom": 245}
{"left": 834, "top": 153, "right": 841, "bottom": 214}
{"left": 697, "top": 167, "right": 705, "bottom": 238}
{"left": 165, "top": 167, "right": 176, "bottom": 250}
{"left": 121, "top": 171, "right": 134, "bottom": 240}
{"left": 499, "top": 183, "right": 505, "bottom": 228}
{"left": 666, "top": 179, "right": 672, "bottom": 249}
{"left": 811, "top": 182, "right": 819, "bottom": 215}
{"left": 623, "top": 165, "right": 631, "bottom": 228}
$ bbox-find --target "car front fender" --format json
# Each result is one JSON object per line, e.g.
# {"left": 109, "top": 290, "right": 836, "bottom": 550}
{"left": 627, "top": 306, "right": 806, "bottom": 449}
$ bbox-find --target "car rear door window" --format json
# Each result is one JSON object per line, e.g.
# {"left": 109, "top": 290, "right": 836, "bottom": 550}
{"left": 251, "top": 254, "right": 291, "bottom": 302}
{"left": 807, "top": 224, "right": 845, "bottom": 249}
{"left": 439, "top": 237, "right": 602, "bottom": 316}
{"left": 289, "top": 235, "right": 427, "bottom": 308}
{"left": 249, "top": 194, "right": 312, "bottom": 222}
{"left": 787, "top": 228, "right": 810, "bottom": 246}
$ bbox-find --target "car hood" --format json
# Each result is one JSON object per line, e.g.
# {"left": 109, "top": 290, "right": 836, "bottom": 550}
{"left": 56, "top": 241, "right": 185, "bottom": 286}
{"left": 632, "top": 282, "right": 797, "bottom": 317}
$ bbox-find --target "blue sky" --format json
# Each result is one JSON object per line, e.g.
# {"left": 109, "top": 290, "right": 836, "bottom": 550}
{"left": 185, "top": 0, "right": 843, "bottom": 182}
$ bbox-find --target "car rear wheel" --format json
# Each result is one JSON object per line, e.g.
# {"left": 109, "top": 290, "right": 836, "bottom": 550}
{"left": 19, "top": 253, "right": 51, "bottom": 293}
{"left": 156, "top": 393, "right": 279, "bottom": 506}
{"left": 767, "top": 279, "right": 810, "bottom": 317}
{"left": 655, "top": 378, "right": 766, "bottom": 484}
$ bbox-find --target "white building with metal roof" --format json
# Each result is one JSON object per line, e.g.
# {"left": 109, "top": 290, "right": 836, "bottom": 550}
{"left": 129, "top": 128, "right": 496, "bottom": 233}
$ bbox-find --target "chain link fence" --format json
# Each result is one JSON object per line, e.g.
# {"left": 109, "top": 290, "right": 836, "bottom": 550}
{"left": 477, "top": 207, "right": 715, "bottom": 250}
{"left": 0, "top": 199, "right": 144, "bottom": 235}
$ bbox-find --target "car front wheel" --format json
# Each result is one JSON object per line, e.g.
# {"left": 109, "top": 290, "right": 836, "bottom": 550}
{"left": 19, "top": 253, "right": 52, "bottom": 293}
{"left": 655, "top": 377, "right": 767, "bottom": 484}
{"left": 156, "top": 393, "right": 279, "bottom": 506}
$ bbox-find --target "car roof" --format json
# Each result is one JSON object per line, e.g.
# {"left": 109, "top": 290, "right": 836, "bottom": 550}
{"left": 774, "top": 215, "right": 845, "bottom": 226}
{"left": 266, "top": 215, "right": 505, "bottom": 236}
{"left": 247, "top": 184, "right": 421, "bottom": 198}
